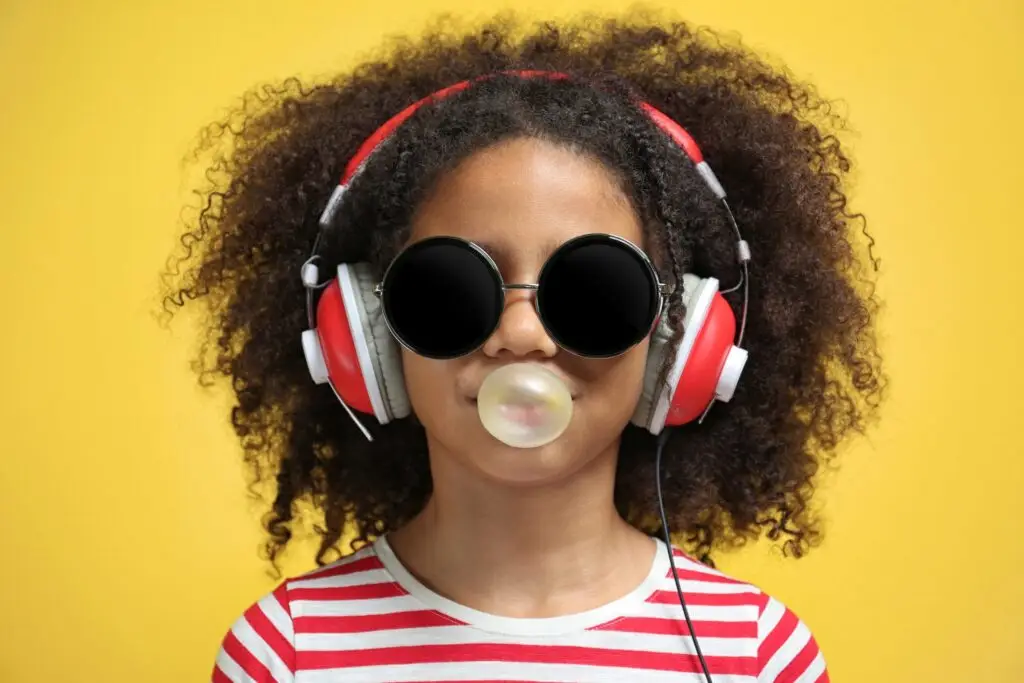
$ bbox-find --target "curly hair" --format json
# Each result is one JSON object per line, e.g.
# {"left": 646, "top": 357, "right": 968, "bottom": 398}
{"left": 163, "top": 12, "right": 883, "bottom": 570}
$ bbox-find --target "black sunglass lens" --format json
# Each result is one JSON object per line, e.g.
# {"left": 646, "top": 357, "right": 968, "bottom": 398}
{"left": 538, "top": 236, "right": 661, "bottom": 357}
{"left": 381, "top": 238, "right": 503, "bottom": 359}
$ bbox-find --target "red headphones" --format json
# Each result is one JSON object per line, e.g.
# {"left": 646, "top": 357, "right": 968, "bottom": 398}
{"left": 299, "top": 71, "right": 750, "bottom": 439}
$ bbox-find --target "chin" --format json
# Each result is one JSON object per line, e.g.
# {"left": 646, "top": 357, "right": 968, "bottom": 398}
{"left": 462, "top": 423, "right": 613, "bottom": 488}
{"left": 420, "top": 394, "right": 624, "bottom": 487}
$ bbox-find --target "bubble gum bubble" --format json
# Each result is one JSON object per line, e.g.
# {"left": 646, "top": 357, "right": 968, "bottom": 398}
{"left": 476, "top": 363, "right": 573, "bottom": 449}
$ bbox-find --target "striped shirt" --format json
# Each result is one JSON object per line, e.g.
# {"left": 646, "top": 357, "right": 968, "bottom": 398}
{"left": 213, "top": 536, "right": 828, "bottom": 682}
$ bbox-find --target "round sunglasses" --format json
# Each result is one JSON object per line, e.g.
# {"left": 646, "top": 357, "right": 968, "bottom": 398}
{"left": 375, "top": 233, "right": 673, "bottom": 359}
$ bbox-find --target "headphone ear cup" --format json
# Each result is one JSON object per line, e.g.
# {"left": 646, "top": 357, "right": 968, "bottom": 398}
{"left": 663, "top": 286, "right": 742, "bottom": 427}
{"left": 631, "top": 274, "right": 703, "bottom": 432}
{"left": 630, "top": 314, "right": 674, "bottom": 432}
{"left": 313, "top": 278, "right": 376, "bottom": 414}
{"left": 634, "top": 276, "right": 745, "bottom": 433}
{"left": 337, "top": 263, "right": 410, "bottom": 423}
{"left": 313, "top": 263, "right": 409, "bottom": 424}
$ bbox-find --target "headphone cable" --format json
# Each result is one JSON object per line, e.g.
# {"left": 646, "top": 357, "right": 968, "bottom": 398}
{"left": 655, "top": 428, "right": 714, "bottom": 683}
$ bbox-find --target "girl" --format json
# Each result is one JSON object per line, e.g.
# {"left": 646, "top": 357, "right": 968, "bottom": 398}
{"left": 166, "top": 14, "right": 882, "bottom": 683}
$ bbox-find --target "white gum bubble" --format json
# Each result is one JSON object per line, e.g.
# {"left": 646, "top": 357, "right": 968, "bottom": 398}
{"left": 476, "top": 363, "right": 574, "bottom": 449}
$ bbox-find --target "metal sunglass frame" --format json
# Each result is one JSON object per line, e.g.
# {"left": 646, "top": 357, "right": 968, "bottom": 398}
{"left": 373, "top": 233, "right": 675, "bottom": 360}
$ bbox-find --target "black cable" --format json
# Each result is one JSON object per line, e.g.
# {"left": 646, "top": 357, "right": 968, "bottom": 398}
{"left": 655, "top": 428, "right": 714, "bottom": 683}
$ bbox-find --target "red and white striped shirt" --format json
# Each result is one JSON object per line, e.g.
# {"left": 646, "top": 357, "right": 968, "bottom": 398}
{"left": 213, "top": 537, "right": 828, "bottom": 682}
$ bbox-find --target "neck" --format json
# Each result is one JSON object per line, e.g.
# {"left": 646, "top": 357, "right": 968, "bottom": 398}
{"left": 387, "top": 439, "right": 656, "bottom": 618}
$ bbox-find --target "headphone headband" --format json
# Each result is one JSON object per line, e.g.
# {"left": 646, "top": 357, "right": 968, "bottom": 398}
{"left": 336, "top": 70, "right": 721, "bottom": 196}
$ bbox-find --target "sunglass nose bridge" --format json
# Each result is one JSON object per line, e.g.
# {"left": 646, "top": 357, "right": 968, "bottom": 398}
{"left": 373, "top": 282, "right": 541, "bottom": 297}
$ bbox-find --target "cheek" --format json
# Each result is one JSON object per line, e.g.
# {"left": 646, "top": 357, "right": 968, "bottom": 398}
{"left": 579, "top": 341, "right": 651, "bottom": 419}
{"left": 400, "top": 350, "right": 459, "bottom": 424}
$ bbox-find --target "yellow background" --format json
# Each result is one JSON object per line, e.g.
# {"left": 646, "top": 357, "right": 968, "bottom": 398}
{"left": 1, "top": 0, "right": 1021, "bottom": 681}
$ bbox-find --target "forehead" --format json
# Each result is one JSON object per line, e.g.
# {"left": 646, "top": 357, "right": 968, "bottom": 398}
{"left": 409, "top": 138, "right": 644, "bottom": 268}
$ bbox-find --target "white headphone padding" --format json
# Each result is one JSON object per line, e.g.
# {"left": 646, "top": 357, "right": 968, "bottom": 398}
{"left": 338, "top": 263, "right": 410, "bottom": 423}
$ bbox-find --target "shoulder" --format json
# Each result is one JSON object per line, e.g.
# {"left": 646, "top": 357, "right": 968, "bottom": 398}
{"left": 667, "top": 547, "right": 829, "bottom": 682}
{"left": 212, "top": 582, "right": 295, "bottom": 683}
{"left": 752, "top": 591, "right": 829, "bottom": 682}
{"left": 211, "top": 546, "right": 381, "bottom": 683}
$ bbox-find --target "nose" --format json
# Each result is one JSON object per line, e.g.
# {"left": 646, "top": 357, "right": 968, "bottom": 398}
{"left": 481, "top": 289, "right": 558, "bottom": 359}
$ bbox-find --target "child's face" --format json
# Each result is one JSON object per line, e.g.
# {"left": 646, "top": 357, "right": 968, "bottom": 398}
{"left": 401, "top": 137, "right": 652, "bottom": 486}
